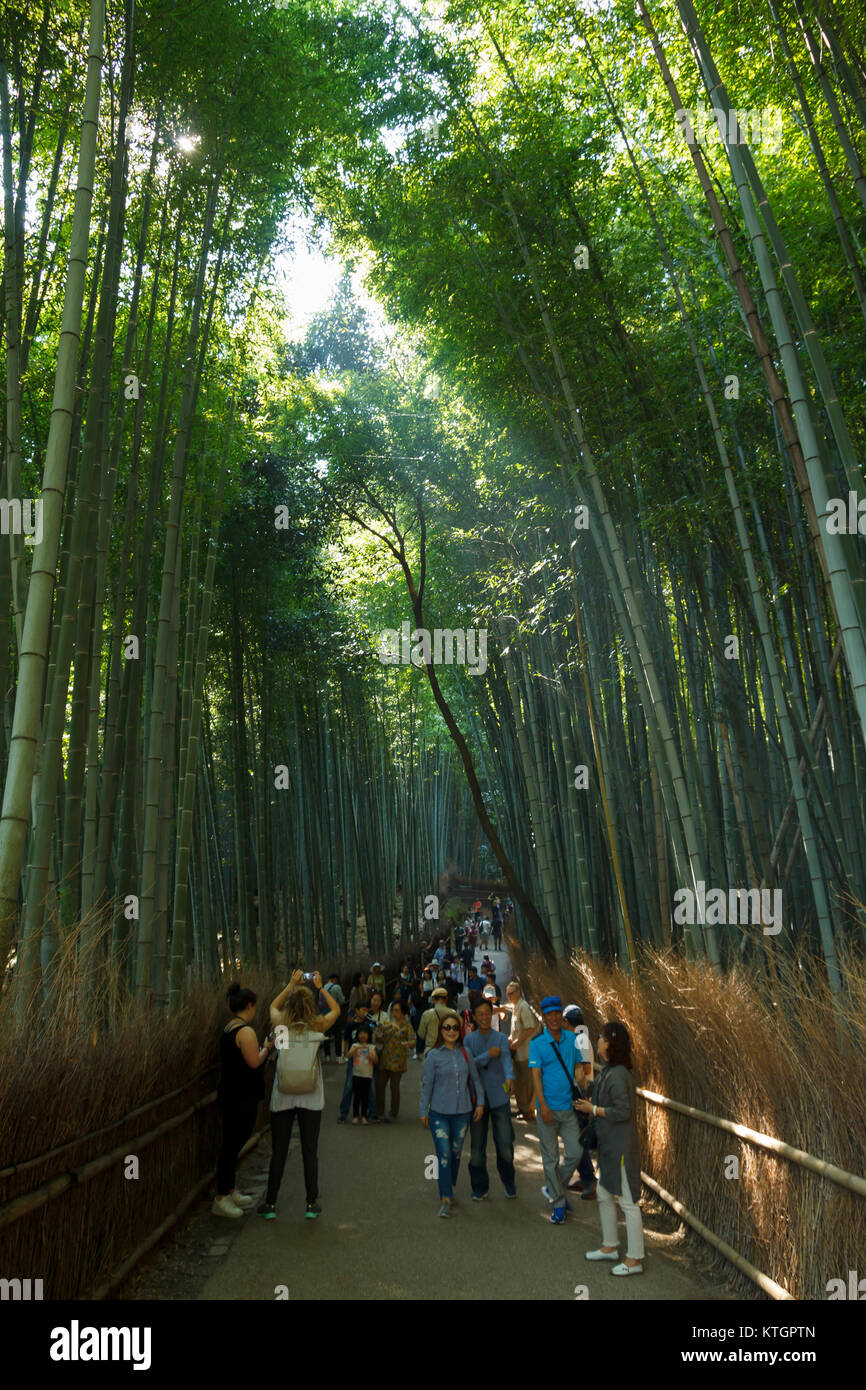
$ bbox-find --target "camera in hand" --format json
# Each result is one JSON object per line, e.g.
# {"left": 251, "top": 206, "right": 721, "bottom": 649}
{"left": 302, "top": 971, "right": 317, "bottom": 985}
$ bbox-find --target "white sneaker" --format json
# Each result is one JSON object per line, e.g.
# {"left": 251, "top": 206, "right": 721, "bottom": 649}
{"left": 212, "top": 1195, "right": 244, "bottom": 1218}
{"left": 230, "top": 1192, "right": 254, "bottom": 1208}
{"left": 585, "top": 1247, "right": 619, "bottom": 1260}
{"left": 611, "top": 1261, "right": 643, "bottom": 1275}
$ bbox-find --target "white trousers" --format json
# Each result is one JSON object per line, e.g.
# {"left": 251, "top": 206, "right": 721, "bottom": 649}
{"left": 597, "top": 1167, "right": 645, "bottom": 1260}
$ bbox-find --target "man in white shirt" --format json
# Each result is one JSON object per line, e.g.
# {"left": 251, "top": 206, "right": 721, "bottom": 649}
{"left": 504, "top": 980, "right": 538, "bottom": 1120}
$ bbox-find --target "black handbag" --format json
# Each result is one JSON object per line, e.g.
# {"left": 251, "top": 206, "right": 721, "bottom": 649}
{"left": 579, "top": 1118, "right": 598, "bottom": 1150}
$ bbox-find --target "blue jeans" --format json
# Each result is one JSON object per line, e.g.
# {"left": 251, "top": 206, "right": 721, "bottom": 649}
{"left": 469, "top": 1102, "right": 515, "bottom": 1195}
{"left": 429, "top": 1109, "right": 472, "bottom": 1200}
{"left": 339, "top": 1058, "right": 378, "bottom": 1118}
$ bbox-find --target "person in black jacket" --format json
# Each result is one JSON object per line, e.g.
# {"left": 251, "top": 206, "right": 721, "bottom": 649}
{"left": 215, "top": 983, "right": 274, "bottom": 1218}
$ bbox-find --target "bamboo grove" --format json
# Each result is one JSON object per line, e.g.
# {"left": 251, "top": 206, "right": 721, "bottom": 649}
{"left": 315, "top": 0, "right": 866, "bottom": 999}
{"left": 0, "top": 0, "right": 475, "bottom": 1020}
{"left": 1, "top": 0, "right": 866, "bottom": 1025}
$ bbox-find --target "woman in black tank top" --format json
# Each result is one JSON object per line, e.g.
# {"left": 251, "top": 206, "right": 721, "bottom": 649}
{"left": 214, "top": 983, "right": 274, "bottom": 1218}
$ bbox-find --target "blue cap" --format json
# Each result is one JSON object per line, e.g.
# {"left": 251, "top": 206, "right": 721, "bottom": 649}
{"left": 540, "top": 995, "right": 563, "bottom": 1014}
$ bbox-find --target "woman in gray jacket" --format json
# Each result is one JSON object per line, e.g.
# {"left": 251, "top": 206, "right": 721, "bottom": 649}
{"left": 575, "top": 1020, "right": 645, "bottom": 1275}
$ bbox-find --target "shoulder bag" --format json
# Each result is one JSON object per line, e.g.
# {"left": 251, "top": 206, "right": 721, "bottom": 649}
{"left": 551, "top": 1036, "right": 583, "bottom": 1103}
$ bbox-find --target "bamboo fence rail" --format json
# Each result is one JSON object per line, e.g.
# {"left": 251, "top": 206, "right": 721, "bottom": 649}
{"left": 640, "top": 1171, "right": 796, "bottom": 1300}
{"left": 0, "top": 1090, "right": 219, "bottom": 1231}
{"left": 87, "top": 1127, "right": 267, "bottom": 1300}
{"left": 637, "top": 1086, "right": 866, "bottom": 1197}
{"left": 0, "top": 1065, "right": 218, "bottom": 1181}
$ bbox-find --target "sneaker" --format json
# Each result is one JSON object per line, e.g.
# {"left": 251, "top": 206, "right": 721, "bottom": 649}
{"left": 586, "top": 1247, "right": 619, "bottom": 1261}
{"left": 471, "top": 1193, "right": 489, "bottom": 1202}
{"left": 579, "top": 1186, "right": 597, "bottom": 1201}
{"left": 305, "top": 1202, "right": 322, "bottom": 1220}
{"left": 541, "top": 1185, "right": 572, "bottom": 1211}
{"left": 212, "top": 1196, "right": 243, "bottom": 1219}
{"left": 438, "top": 1202, "right": 451, "bottom": 1218}
{"left": 229, "top": 1191, "right": 254, "bottom": 1208}
{"left": 361, "top": 1117, "right": 369, "bottom": 1125}
{"left": 257, "top": 1201, "right": 276, "bottom": 1220}
{"left": 504, "top": 1186, "right": 517, "bottom": 1199}
{"left": 549, "top": 1205, "right": 567, "bottom": 1225}
{"left": 611, "top": 1261, "right": 643, "bottom": 1275}
{"left": 337, "top": 1115, "right": 347, "bottom": 1124}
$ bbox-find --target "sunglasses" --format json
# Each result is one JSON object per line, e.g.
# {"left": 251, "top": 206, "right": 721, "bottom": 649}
{"left": 441, "top": 1023, "right": 460, "bottom": 1031}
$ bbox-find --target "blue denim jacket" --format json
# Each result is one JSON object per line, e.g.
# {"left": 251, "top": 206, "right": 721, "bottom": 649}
{"left": 419, "top": 1044, "right": 483, "bottom": 1116}
{"left": 463, "top": 1027, "right": 514, "bottom": 1108}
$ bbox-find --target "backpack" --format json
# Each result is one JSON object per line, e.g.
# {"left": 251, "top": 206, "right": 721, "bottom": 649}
{"left": 276, "top": 1027, "right": 321, "bottom": 1094}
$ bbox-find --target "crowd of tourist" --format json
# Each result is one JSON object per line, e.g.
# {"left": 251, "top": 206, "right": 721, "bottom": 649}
{"left": 216, "top": 895, "right": 646, "bottom": 1278}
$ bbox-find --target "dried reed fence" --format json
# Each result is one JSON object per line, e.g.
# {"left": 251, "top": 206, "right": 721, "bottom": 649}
{"left": 0, "top": 916, "right": 418, "bottom": 1300}
{"left": 508, "top": 934, "right": 866, "bottom": 1300}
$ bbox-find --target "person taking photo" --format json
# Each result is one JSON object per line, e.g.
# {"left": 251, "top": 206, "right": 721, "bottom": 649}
{"left": 258, "top": 970, "right": 340, "bottom": 1221}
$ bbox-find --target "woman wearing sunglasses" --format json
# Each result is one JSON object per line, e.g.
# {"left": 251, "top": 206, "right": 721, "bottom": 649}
{"left": 419, "top": 1012, "right": 484, "bottom": 1218}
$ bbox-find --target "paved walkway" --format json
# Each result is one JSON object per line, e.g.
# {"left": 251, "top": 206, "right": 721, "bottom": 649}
{"left": 195, "top": 942, "right": 729, "bottom": 1302}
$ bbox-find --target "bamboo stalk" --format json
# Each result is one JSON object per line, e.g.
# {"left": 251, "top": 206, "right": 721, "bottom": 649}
{"left": 0, "top": 0, "right": 106, "bottom": 962}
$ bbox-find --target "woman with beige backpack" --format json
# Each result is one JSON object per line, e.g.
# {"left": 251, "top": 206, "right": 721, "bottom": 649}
{"left": 258, "top": 969, "right": 341, "bottom": 1221}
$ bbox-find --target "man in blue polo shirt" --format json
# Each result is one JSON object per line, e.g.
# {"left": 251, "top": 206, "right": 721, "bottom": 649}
{"left": 529, "top": 996, "right": 584, "bottom": 1224}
